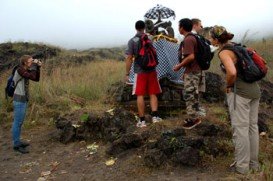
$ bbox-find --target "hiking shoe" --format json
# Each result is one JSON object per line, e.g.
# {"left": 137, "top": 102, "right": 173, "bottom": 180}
{"left": 152, "top": 116, "right": 163, "bottom": 123}
{"left": 184, "top": 118, "right": 191, "bottom": 124}
{"left": 229, "top": 163, "right": 237, "bottom": 173}
{"left": 13, "top": 146, "right": 29, "bottom": 154}
{"left": 182, "top": 118, "right": 201, "bottom": 129}
{"left": 198, "top": 106, "right": 206, "bottom": 113}
{"left": 197, "top": 107, "right": 206, "bottom": 117}
{"left": 197, "top": 110, "right": 206, "bottom": 117}
{"left": 136, "top": 121, "right": 147, "bottom": 128}
{"left": 19, "top": 141, "right": 30, "bottom": 148}
{"left": 228, "top": 161, "right": 244, "bottom": 174}
{"left": 229, "top": 161, "right": 236, "bottom": 168}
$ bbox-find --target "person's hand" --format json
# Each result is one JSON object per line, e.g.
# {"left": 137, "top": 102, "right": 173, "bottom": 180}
{"left": 37, "top": 60, "right": 42, "bottom": 67}
{"left": 125, "top": 74, "right": 129, "bottom": 83}
{"left": 33, "top": 59, "right": 42, "bottom": 66}
{"left": 173, "top": 64, "right": 181, "bottom": 72}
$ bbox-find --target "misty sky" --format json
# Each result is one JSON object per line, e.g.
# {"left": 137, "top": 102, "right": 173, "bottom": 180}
{"left": 1, "top": 0, "right": 273, "bottom": 50}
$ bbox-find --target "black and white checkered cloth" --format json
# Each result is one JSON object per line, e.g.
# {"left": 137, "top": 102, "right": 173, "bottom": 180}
{"left": 128, "top": 39, "right": 184, "bottom": 84}
{"left": 144, "top": 4, "right": 175, "bottom": 20}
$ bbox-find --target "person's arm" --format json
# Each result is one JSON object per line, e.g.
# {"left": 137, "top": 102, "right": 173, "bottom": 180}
{"left": 125, "top": 55, "right": 133, "bottom": 77}
{"left": 219, "top": 50, "right": 237, "bottom": 92}
{"left": 17, "top": 66, "right": 40, "bottom": 82}
{"left": 173, "top": 53, "right": 195, "bottom": 71}
{"left": 125, "top": 39, "right": 134, "bottom": 82}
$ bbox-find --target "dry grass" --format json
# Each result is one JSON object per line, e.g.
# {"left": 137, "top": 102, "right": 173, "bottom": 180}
{"left": 32, "top": 59, "right": 124, "bottom": 101}
{"left": 0, "top": 60, "right": 125, "bottom": 125}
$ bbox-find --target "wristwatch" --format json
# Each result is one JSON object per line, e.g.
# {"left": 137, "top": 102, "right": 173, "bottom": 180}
{"left": 226, "top": 86, "right": 233, "bottom": 93}
{"left": 226, "top": 87, "right": 232, "bottom": 93}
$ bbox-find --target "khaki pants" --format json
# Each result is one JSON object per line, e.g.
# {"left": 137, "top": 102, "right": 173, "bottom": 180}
{"left": 183, "top": 72, "right": 201, "bottom": 119}
{"left": 227, "top": 92, "right": 260, "bottom": 174}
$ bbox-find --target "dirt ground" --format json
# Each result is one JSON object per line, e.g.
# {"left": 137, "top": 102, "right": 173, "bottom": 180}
{"left": 0, "top": 118, "right": 261, "bottom": 181}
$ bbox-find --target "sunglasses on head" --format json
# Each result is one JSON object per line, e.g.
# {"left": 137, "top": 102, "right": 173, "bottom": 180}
{"left": 211, "top": 27, "right": 226, "bottom": 39}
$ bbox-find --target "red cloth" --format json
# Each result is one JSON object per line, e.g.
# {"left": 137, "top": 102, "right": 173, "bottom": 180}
{"left": 132, "top": 71, "right": 161, "bottom": 96}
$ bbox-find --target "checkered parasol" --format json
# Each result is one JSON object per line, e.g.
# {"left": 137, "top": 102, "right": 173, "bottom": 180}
{"left": 144, "top": 4, "right": 175, "bottom": 20}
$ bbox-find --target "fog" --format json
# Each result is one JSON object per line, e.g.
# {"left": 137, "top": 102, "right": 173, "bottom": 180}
{"left": 0, "top": 0, "right": 273, "bottom": 49}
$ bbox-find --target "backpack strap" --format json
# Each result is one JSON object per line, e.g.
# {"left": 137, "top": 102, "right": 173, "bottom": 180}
{"left": 14, "top": 77, "right": 23, "bottom": 90}
{"left": 178, "top": 33, "right": 196, "bottom": 63}
{"left": 218, "top": 44, "right": 234, "bottom": 57}
{"left": 218, "top": 43, "right": 245, "bottom": 61}
{"left": 184, "top": 33, "right": 201, "bottom": 44}
{"left": 218, "top": 43, "right": 240, "bottom": 71}
{"left": 134, "top": 33, "right": 146, "bottom": 55}
{"left": 184, "top": 32, "right": 195, "bottom": 38}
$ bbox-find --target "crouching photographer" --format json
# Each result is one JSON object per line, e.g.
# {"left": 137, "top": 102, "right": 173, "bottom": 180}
{"left": 12, "top": 55, "right": 41, "bottom": 154}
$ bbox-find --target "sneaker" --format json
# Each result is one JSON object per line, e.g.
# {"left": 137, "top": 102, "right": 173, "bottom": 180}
{"left": 197, "top": 107, "right": 206, "bottom": 117}
{"left": 229, "top": 161, "right": 236, "bottom": 168}
{"left": 182, "top": 118, "right": 201, "bottom": 129}
{"left": 228, "top": 161, "right": 243, "bottom": 174}
{"left": 229, "top": 162, "right": 237, "bottom": 173}
{"left": 13, "top": 146, "right": 29, "bottom": 154}
{"left": 136, "top": 121, "right": 147, "bottom": 128}
{"left": 19, "top": 141, "right": 30, "bottom": 148}
{"left": 197, "top": 110, "right": 206, "bottom": 117}
{"left": 152, "top": 116, "right": 163, "bottom": 123}
{"left": 198, "top": 107, "right": 206, "bottom": 113}
{"left": 184, "top": 118, "right": 191, "bottom": 124}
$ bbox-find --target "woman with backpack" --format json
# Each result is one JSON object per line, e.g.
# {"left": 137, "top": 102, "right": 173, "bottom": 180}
{"left": 12, "top": 55, "right": 41, "bottom": 154}
{"left": 209, "top": 25, "right": 261, "bottom": 174}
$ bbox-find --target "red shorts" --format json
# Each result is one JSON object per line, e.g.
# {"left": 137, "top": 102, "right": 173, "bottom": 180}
{"left": 132, "top": 71, "right": 162, "bottom": 96}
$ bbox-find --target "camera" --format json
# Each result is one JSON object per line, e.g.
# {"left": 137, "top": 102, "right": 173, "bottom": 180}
{"left": 32, "top": 59, "right": 39, "bottom": 63}
{"left": 32, "top": 59, "right": 42, "bottom": 66}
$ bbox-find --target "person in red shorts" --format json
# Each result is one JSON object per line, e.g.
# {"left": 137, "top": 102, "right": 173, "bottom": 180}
{"left": 125, "top": 20, "right": 162, "bottom": 128}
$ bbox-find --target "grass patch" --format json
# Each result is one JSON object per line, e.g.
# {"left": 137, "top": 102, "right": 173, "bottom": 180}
{"left": 0, "top": 60, "right": 124, "bottom": 128}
